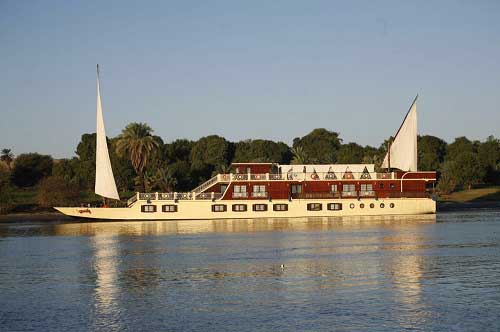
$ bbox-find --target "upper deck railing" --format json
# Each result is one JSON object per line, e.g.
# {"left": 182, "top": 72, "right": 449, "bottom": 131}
{"left": 222, "top": 172, "right": 398, "bottom": 181}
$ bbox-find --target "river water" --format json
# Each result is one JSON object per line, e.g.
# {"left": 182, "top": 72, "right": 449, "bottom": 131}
{"left": 1, "top": 211, "right": 500, "bottom": 331}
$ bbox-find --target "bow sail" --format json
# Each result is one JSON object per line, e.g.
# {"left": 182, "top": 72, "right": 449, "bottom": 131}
{"left": 95, "top": 65, "right": 120, "bottom": 200}
{"left": 381, "top": 96, "right": 418, "bottom": 172}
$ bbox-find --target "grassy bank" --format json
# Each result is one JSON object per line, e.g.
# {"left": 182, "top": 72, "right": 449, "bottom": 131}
{"left": 438, "top": 186, "right": 500, "bottom": 211}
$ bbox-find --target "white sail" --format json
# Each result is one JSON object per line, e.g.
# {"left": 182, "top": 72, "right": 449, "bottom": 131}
{"left": 381, "top": 96, "right": 418, "bottom": 172}
{"left": 95, "top": 65, "right": 120, "bottom": 200}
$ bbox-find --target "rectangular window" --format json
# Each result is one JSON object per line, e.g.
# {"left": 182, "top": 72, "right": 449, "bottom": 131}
{"left": 331, "top": 184, "right": 338, "bottom": 192}
{"left": 232, "top": 204, "right": 247, "bottom": 212}
{"left": 307, "top": 203, "right": 322, "bottom": 211}
{"left": 220, "top": 184, "right": 228, "bottom": 193}
{"left": 379, "top": 183, "right": 384, "bottom": 189}
{"left": 253, "top": 185, "right": 265, "bottom": 193}
{"left": 390, "top": 183, "right": 395, "bottom": 189}
{"left": 327, "top": 203, "right": 343, "bottom": 211}
{"left": 162, "top": 204, "right": 177, "bottom": 212}
{"left": 273, "top": 204, "right": 288, "bottom": 211}
{"left": 212, "top": 204, "right": 227, "bottom": 212}
{"left": 342, "top": 184, "right": 356, "bottom": 192}
{"left": 291, "top": 184, "right": 302, "bottom": 194}
{"left": 141, "top": 205, "right": 157, "bottom": 213}
{"left": 234, "top": 185, "right": 247, "bottom": 193}
{"left": 252, "top": 204, "right": 268, "bottom": 212}
{"left": 360, "top": 184, "right": 373, "bottom": 191}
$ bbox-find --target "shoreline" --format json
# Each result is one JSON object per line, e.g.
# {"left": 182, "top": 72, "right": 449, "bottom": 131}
{"left": 0, "top": 201, "right": 499, "bottom": 223}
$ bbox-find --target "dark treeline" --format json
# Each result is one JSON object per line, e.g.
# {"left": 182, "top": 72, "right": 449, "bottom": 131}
{"left": 1, "top": 123, "right": 500, "bottom": 208}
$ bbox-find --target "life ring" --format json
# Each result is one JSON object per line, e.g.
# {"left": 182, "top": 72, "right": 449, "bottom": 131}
{"left": 236, "top": 174, "right": 243, "bottom": 180}
{"left": 310, "top": 174, "right": 319, "bottom": 180}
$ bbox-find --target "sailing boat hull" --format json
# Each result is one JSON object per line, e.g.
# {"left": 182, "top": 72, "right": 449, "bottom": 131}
{"left": 55, "top": 197, "right": 436, "bottom": 221}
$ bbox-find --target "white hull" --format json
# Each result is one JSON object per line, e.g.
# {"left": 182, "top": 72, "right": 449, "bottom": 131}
{"left": 55, "top": 198, "right": 436, "bottom": 221}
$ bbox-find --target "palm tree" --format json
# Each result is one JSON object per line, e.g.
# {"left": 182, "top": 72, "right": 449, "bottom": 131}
{"left": 290, "top": 146, "right": 310, "bottom": 164}
{"left": 154, "top": 168, "right": 177, "bottom": 192}
{"left": 0, "top": 149, "right": 14, "bottom": 170}
{"left": 115, "top": 123, "right": 160, "bottom": 191}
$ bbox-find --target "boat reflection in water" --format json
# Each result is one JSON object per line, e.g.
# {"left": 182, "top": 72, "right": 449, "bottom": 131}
{"left": 51, "top": 215, "right": 436, "bottom": 237}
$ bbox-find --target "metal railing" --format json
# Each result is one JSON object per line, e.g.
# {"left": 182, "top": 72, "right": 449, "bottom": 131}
{"left": 218, "top": 172, "right": 398, "bottom": 181}
{"left": 341, "top": 191, "right": 358, "bottom": 198}
{"left": 251, "top": 192, "right": 268, "bottom": 198}
{"left": 359, "top": 190, "right": 376, "bottom": 197}
{"left": 232, "top": 192, "right": 248, "bottom": 198}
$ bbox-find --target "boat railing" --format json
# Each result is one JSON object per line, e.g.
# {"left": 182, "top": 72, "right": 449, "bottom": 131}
{"left": 221, "top": 172, "right": 398, "bottom": 181}
{"left": 127, "top": 194, "right": 138, "bottom": 207}
{"left": 196, "top": 192, "right": 223, "bottom": 200}
{"left": 192, "top": 175, "right": 219, "bottom": 195}
{"left": 359, "top": 190, "right": 376, "bottom": 197}
{"left": 251, "top": 192, "right": 268, "bottom": 198}
{"left": 341, "top": 191, "right": 358, "bottom": 198}
{"left": 232, "top": 192, "right": 248, "bottom": 198}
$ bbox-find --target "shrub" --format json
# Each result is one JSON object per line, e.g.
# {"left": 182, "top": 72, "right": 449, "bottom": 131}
{"left": 11, "top": 153, "right": 53, "bottom": 187}
{"left": 37, "top": 176, "right": 80, "bottom": 207}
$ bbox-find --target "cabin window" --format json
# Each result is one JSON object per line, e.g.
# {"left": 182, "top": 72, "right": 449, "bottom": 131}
{"left": 380, "top": 203, "right": 385, "bottom": 208}
{"left": 234, "top": 185, "right": 247, "bottom": 193}
{"left": 390, "top": 183, "right": 395, "bottom": 189}
{"left": 253, "top": 185, "right": 265, "bottom": 193}
{"left": 141, "top": 205, "right": 156, "bottom": 213}
{"left": 370, "top": 203, "right": 375, "bottom": 208}
{"left": 291, "top": 184, "right": 302, "bottom": 194}
{"left": 343, "top": 184, "right": 356, "bottom": 192}
{"left": 253, "top": 204, "right": 268, "bottom": 212}
{"left": 390, "top": 203, "right": 395, "bottom": 208}
{"left": 233, "top": 185, "right": 247, "bottom": 198}
{"left": 212, "top": 204, "right": 227, "bottom": 212}
{"left": 379, "top": 183, "right": 384, "bottom": 189}
{"left": 273, "top": 204, "right": 288, "bottom": 211}
{"left": 331, "top": 184, "right": 338, "bottom": 192}
{"left": 220, "top": 184, "right": 228, "bottom": 193}
{"left": 162, "top": 205, "right": 177, "bottom": 212}
{"left": 327, "top": 203, "right": 342, "bottom": 211}
{"left": 360, "top": 203, "right": 365, "bottom": 209}
{"left": 360, "top": 184, "right": 373, "bottom": 191}
{"left": 349, "top": 203, "right": 355, "bottom": 209}
{"left": 307, "top": 203, "right": 322, "bottom": 211}
{"left": 232, "top": 204, "right": 247, "bottom": 212}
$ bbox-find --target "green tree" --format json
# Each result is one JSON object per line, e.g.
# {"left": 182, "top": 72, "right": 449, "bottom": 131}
{"left": 233, "top": 139, "right": 292, "bottom": 164}
{"left": 37, "top": 176, "right": 80, "bottom": 207}
{"left": 115, "top": 123, "right": 161, "bottom": 191}
{"left": 190, "top": 135, "right": 232, "bottom": 179}
{"left": 290, "top": 146, "right": 310, "bottom": 164}
{"left": 446, "top": 136, "right": 474, "bottom": 160}
{"left": 52, "top": 158, "right": 79, "bottom": 185}
{"left": 11, "top": 153, "right": 53, "bottom": 187}
{"left": 440, "top": 151, "right": 485, "bottom": 190}
{"left": 477, "top": 135, "right": 500, "bottom": 184}
{"left": 1, "top": 149, "right": 14, "bottom": 170}
{"left": 74, "top": 133, "right": 97, "bottom": 189}
{"left": 292, "top": 128, "right": 342, "bottom": 163}
{"left": 337, "top": 143, "right": 365, "bottom": 164}
{"left": 418, "top": 135, "right": 447, "bottom": 171}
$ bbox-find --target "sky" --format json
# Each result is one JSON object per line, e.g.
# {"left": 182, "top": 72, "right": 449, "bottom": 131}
{"left": 1, "top": 0, "right": 499, "bottom": 158}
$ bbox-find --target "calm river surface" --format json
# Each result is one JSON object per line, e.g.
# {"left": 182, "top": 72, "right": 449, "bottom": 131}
{"left": 1, "top": 211, "right": 500, "bottom": 331}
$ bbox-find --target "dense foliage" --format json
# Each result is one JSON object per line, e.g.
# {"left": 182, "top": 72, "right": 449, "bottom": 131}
{"left": 1, "top": 125, "right": 499, "bottom": 204}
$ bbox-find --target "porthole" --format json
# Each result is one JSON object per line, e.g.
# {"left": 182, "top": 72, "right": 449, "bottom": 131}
{"left": 360, "top": 203, "right": 365, "bottom": 209}
{"left": 349, "top": 203, "right": 355, "bottom": 209}
{"left": 390, "top": 203, "right": 395, "bottom": 208}
{"left": 380, "top": 203, "right": 385, "bottom": 208}
{"left": 370, "top": 203, "right": 375, "bottom": 208}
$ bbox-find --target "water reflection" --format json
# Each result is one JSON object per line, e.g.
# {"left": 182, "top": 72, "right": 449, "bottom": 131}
{"left": 90, "top": 235, "right": 123, "bottom": 331}
{"left": 2, "top": 212, "right": 500, "bottom": 331}
{"left": 35, "top": 215, "right": 436, "bottom": 237}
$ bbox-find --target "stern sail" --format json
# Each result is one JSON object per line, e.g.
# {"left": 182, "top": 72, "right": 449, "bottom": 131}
{"left": 381, "top": 96, "right": 418, "bottom": 172}
{"left": 95, "top": 65, "right": 120, "bottom": 200}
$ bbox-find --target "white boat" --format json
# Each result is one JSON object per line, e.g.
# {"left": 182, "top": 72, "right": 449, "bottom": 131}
{"left": 55, "top": 69, "right": 436, "bottom": 220}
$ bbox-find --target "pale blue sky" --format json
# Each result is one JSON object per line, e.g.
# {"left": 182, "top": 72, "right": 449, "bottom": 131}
{"left": 1, "top": 0, "right": 499, "bottom": 158}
